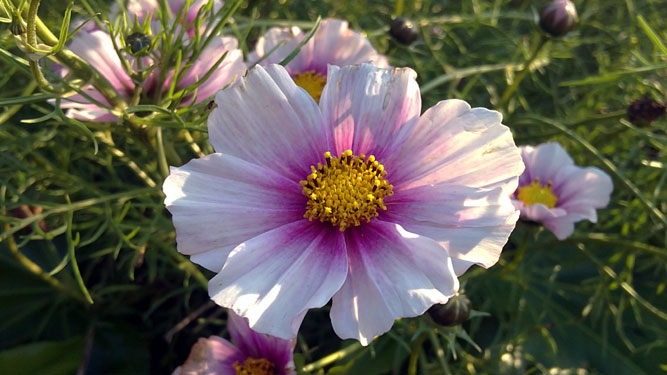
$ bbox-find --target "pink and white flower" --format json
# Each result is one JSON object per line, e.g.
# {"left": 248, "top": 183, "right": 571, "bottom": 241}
{"left": 60, "top": 27, "right": 244, "bottom": 121}
{"left": 249, "top": 19, "right": 388, "bottom": 102}
{"left": 513, "top": 142, "right": 613, "bottom": 240}
{"left": 173, "top": 310, "right": 295, "bottom": 375}
{"left": 163, "top": 63, "right": 524, "bottom": 345}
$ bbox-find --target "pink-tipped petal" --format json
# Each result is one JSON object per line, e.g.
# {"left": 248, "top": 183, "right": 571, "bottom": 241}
{"left": 308, "top": 19, "right": 387, "bottom": 72}
{"left": 68, "top": 31, "right": 134, "bottom": 95}
{"left": 208, "top": 64, "right": 331, "bottom": 182}
{"left": 172, "top": 336, "right": 243, "bottom": 375}
{"left": 518, "top": 142, "right": 574, "bottom": 186}
{"left": 59, "top": 90, "right": 116, "bottom": 122}
{"left": 177, "top": 36, "right": 246, "bottom": 102}
{"left": 384, "top": 183, "right": 519, "bottom": 275}
{"left": 227, "top": 311, "right": 296, "bottom": 375}
{"left": 320, "top": 63, "right": 421, "bottom": 159}
{"left": 209, "top": 220, "right": 348, "bottom": 340}
{"left": 250, "top": 27, "right": 312, "bottom": 73}
{"left": 331, "top": 221, "right": 458, "bottom": 345}
{"left": 385, "top": 100, "right": 524, "bottom": 194}
{"left": 163, "top": 153, "right": 305, "bottom": 272}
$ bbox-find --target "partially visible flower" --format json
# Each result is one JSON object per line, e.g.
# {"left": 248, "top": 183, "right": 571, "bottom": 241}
{"left": 59, "top": 27, "right": 244, "bottom": 121}
{"left": 163, "top": 63, "right": 524, "bottom": 345}
{"left": 389, "top": 17, "right": 419, "bottom": 45}
{"left": 249, "top": 19, "right": 388, "bottom": 102}
{"left": 539, "top": 0, "right": 577, "bottom": 37}
{"left": 627, "top": 97, "right": 666, "bottom": 126}
{"left": 173, "top": 311, "right": 295, "bottom": 375}
{"left": 513, "top": 142, "right": 613, "bottom": 240}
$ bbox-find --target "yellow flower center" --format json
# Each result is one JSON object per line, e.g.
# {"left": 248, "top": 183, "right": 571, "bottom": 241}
{"left": 517, "top": 178, "right": 558, "bottom": 208}
{"left": 301, "top": 150, "right": 394, "bottom": 231}
{"left": 233, "top": 357, "right": 275, "bottom": 375}
{"left": 292, "top": 70, "right": 326, "bottom": 103}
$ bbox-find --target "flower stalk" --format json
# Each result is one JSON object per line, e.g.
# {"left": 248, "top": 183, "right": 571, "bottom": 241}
{"left": 6, "top": 0, "right": 126, "bottom": 108}
{"left": 497, "top": 34, "right": 549, "bottom": 112}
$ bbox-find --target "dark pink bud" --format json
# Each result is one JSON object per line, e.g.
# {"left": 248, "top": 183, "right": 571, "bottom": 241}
{"left": 539, "top": 0, "right": 577, "bottom": 37}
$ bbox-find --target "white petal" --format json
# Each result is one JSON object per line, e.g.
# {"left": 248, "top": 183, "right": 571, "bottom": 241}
{"left": 209, "top": 221, "right": 348, "bottom": 339}
{"left": 320, "top": 63, "right": 421, "bottom": 160}
{"left": 208, "top": 64, "right": 331, "bottom": 182}
{"left": 330, "top": 221, "right": 458, "bottom": 345}
{"left": 384, "top": 183, "right": 519, "bottom": 275}
{"left": 163, "top": 153, "right": 305, "bottom": 272}
{"left": 385, "top": 100, "right": 524, "bottom": 195}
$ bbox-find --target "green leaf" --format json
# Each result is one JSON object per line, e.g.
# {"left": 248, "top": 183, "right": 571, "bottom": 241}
{"left": 0, "top": 338, "right": 84, "bottom": 375}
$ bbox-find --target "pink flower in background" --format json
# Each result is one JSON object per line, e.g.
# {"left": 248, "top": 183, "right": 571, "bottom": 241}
{"left": 514, "top": 142, "right": 613, "bottom": 240}
{"left": 59, "top": 28, "right": 244, "bottom": 121}
{"left": 163, "top": 63, "right": 524, "bottom": 345}
{"left": 249, "top": 19, "right": 388, "bottom": 102}
{"left": 173, "top": 311, "right": 295, "bottom": 375}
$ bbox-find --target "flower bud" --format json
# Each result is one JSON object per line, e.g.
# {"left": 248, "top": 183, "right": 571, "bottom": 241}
{"left": 389, "top": 17, "right": 419, "bottom": 45}
{"left": 427, "top": 292, "right": 472, "bottom": 326}
{"left": 126, "top": 32, "right": 151, "bottom": 55}
{"left": 627, "top": 98, "right": 666, "bottom": 126}
{"left": 539, "top": 0, "right": 577, "bottom": 37}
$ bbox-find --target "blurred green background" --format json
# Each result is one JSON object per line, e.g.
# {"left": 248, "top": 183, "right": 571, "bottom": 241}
{"left": 1, "top": 0, "right": 666, "bottom": 374}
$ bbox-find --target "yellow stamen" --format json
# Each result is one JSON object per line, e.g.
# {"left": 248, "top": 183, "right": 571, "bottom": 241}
{"left": 517, "top": 178, "right": 558, "bottom": 208}
{"left": 292, "top": 70, "right": 327, "bottom": 103}
{"left": 233, "top": 357, "right": 275, "bottom": 375}
{"left": 300, "top": 151, "right": 394, "bottom": 231}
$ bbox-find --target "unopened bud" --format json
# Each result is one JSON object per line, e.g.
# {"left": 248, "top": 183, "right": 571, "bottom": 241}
{"left": 126, "top": 32, "right": 151, "bottom": 55}
{"left": 627, "top": 98, "right": 666, "bottom": 126}
{"left": 427, "top": 292, "right": 472, "bottom": 326}
{"left": 389, "top": 17, "right": 419, "bottom": 45}
{"left": 539, "top": 0, "right": 577, "bottom": 37}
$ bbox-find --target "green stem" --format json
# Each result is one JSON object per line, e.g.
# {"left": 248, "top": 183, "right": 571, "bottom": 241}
{"left": 497, "top": 35, "right": 549, "bottom": 110}
{"left": 301, "top": 342, "right": 362, "bottom": 373}
{"left": 408, "top": 331, "right": 428, "bottom": 375}
{"left": 10, "top": 0, "right": 125, "bottom": 109}
{"left": 4, "top": 224, "right": 90, "bottom": 304}
{"left": 428, "top": 330, "right": 452, "bottom": 375}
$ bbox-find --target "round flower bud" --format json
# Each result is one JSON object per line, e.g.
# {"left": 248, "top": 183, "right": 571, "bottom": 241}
{"left": 627, "top": 98, "right": 666, "bottom": 126}
{"left": 427, "top": 292, "right": 472, "bottom": 326}
{"left": 126, "top": 32, "right": 151, "bottom": 55}
{"left": 539, "top": 0, "right": 577, "bottom": 37}
{"left": 389, "top": 17, "right": 419, "bottom": 45}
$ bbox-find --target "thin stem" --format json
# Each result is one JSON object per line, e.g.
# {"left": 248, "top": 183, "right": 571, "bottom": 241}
{"left": 4, "top": 224, "right": 90, "bottom": 304}
{"left": 497, "top": 35, "right": 549, "bottom": 110}
{"left": 408, "top": 331, "right": 428, "bottom": 375}
{"left": 428, "top": 330, "right": 452, "bottom": 375}
{"left": 301, "top": 342, "right": 362, "bottom": 373}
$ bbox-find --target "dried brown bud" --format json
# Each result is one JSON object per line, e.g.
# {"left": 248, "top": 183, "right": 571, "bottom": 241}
{"left": 427, "top": 292, "right": 472, "bottom": 326}
{"left": 389, "top": 17, "right": 419, "bottom": 45}
{"left": 627, "top": 98, "right": 666, "bottom": 126}
{"left": 539, "top": 0, "right": 577, "bottom": 37}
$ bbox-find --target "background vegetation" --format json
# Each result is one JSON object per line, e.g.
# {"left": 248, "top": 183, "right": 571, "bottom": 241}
{"left": 1, "top": 0, "right": 666, "bottom": 374}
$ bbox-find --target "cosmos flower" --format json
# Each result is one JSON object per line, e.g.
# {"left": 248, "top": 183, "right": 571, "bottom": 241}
{"left": 173, "top": 311, "right": 295, "bottom": 375}
{"left": 59, "top": 26, "right": 244, "bottom": 121}
{"left": 163, "top": 63, "right": 524, "bottom": 345}
{"left": 249, "top": 19, "right": 388, "bottom": 103}
{"left": 514, "top": 142, "right": 613, "bottom": 240}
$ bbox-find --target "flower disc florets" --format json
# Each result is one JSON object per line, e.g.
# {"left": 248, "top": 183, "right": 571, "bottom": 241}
{"left": 292, "top": 70, "right": 327, "bottom": 103}
{"left": 233, "top": 357, "right": 276, "bottom": 375}
{"left": 301, "top": 150, "right": 393, "bottom": 231}
{"left": 517, "top": 178, "right": 557, "bottom": 208}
